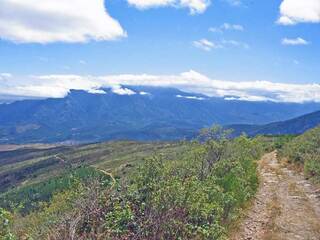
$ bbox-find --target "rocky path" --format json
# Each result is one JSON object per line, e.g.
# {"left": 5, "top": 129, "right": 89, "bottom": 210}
{"left": 232, "top": 151, "right": 320, "bottom": 240}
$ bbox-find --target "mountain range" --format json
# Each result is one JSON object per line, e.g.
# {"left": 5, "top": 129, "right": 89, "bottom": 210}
{"left": 228, "top": 110, "right": 320, "bottom": 137}
{"left": 0, "top": 86, "right": 320, "bottom": 143}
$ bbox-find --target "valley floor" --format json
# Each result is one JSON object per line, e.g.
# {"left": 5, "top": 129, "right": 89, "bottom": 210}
{"left": 232, "top": 152, "right": 320, "bottom": 240}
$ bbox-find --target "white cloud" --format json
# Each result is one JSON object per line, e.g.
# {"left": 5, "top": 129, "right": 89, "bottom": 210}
{"left": 209, "top": 23, "right": 244, "bottom": 33}
{"left": 1, "top": 71, "right": 320, "bottom": 103}
{"left": 140, "top": 91, "right": 150, "bottom": 95}
{"left": 127, "top": 0, "right": 175, "bottom": 9}
{"left": 278, "top": 16, "right": 295, "bottom": 25}
{"left": 0, "top": 0, "right": 126, "bottom": 43}
{"left": 176, "top": 95, "right": 205, "bottom": 100}
{"left": 193, "top": 38, "right": 249, "bottom": 50}
{"left": 0, "top": 73, "right": 12, "bottom": 78}
{"left": 223, "top": 23, "right": 244, "bottom": 31}
{"left": 278, "top": 0, "right": 320, "bottom": 25}
{"left": 111, "top": 86, "right": 136, "bottom": 95}
{"left": 127, "top": 0, "right": 211, "bottom": 14}
{"left": 282, "top": 37, "right": 309, "bottom": 45}
{"left": 88, "top": 89, "right": 107, "bottom": 94}
{"left": 193, "top": 39, "right": 221, "bottom": 51}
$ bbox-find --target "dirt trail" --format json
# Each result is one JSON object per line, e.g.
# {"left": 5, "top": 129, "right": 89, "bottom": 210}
{"left": 232, "top": 151, "right": 320, "bottom": 240}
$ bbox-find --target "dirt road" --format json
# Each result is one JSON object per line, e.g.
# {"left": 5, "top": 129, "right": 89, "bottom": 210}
{"left": 232, "top": 151, "right": 320, "bottom": 240}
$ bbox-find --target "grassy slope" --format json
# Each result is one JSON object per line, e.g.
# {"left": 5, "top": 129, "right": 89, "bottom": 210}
{"left": 0, "top": 141, "right": 186, "bottom": 194}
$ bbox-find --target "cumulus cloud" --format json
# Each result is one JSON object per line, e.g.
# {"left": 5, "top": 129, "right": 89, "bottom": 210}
{"left": 209, "top": 23, "right": 244, "bottom": 33}
{"left": 0, "top": 0, "right": 126, "bottom": 43}
{"left": 127, "top": 0, "right": 211, "bottom": 14}
{"left": 1, "top": 71, "right": 320, "bottom": 103}
{"left": 278, "top": 0, "right": 320, "bottom": 25}
{"left": 281, "top": 37, "right": 309, "bottom": 45}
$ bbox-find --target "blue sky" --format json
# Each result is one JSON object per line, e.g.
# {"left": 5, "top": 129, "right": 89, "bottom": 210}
{"left": 0, "top": 0, "right": 319, "bottom": 102}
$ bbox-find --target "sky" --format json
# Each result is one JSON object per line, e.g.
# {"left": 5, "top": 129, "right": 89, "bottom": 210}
{"left": 0, "top": 0, "right": 319, "bottom": 102}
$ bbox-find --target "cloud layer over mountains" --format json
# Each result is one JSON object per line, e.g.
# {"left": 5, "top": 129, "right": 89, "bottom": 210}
{"left": 1, "top": 71, "right": 320, "bottom": 103}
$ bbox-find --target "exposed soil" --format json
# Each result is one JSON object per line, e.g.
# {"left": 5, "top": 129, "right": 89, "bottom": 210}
{"left": 231, "top": 151, "right": 320, "bottom": 240}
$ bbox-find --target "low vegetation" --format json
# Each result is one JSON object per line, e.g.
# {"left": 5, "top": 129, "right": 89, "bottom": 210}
{"left": 0, "top": 141, "right": 185, "bottom": 193}
{"left": 280, "top": 126, "right": 320, "bottom": 182}
{"left": 0, "top": 126, "right": 266, "bottom": 239}
{"left": 0, "top": 166, "right": 111, "bottom": 215}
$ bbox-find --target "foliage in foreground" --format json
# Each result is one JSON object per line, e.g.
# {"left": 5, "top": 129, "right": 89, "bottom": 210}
{"left": 0, "top": 208, "right": 16, "bottom": 240}
{"left": 5, "top": 127, "right": 264, "bottom": 239}
{"left": 280, "top": 126, "right": 320, "bottom": 182}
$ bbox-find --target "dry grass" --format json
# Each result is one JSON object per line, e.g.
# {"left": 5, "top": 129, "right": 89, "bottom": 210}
{"left": 262, "top": 194, "right": 282, "bottom": 240}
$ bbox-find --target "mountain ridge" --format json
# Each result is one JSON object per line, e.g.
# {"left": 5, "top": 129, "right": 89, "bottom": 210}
{"left": 228, "top": 110, "right": 320, "bottom": 136}
{"left": 1, "top": 86, "right": 319, "bottom": 143}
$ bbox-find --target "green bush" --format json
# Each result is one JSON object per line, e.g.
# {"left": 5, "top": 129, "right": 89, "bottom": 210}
{"left": 6, "top": 126, "right": 264, "bottom": 239}
{"left": 280, "top": 126, "right": 320, "bottom": 182}
{"left": 101, "top": 127, "right": 263, "bottom": 239}
{"left": 0, "top": 208, "right": 16, "bottom": 240}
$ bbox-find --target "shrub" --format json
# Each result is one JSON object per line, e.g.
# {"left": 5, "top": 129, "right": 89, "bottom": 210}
{"left": 0, "top": 208, "right": 16, "bottom": 240}
{"left": 100, "top": 127, "right": 263, "bottom": 239}
{"left": 6, "top": 126, "right": 264, "bottom": 239}
{"left": 280, "top": 126, "right": 320, "bottom": 182}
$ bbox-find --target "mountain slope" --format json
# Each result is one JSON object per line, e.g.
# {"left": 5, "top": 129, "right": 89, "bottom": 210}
{"left": 228, "top": 110, "right": 320, "bottom": 136}
{"left": 0, "top": 86, "right": 319, "bottom": 143}
{"left": 0, "top": 141, "right": 184, "bottom": 194}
